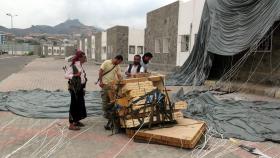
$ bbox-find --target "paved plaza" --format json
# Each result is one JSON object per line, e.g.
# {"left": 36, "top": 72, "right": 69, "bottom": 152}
{"left": 0, "top": 57, "right": 279, "bottom": 158}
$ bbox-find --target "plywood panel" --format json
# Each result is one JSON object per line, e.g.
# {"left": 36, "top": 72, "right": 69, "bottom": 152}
{"left": 126, "top": 118, "right": 206, "bottom": 149}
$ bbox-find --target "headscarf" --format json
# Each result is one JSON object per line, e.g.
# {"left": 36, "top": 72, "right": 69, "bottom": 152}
{"left": 71, "top": 50, "right": 85, "bottom": 66}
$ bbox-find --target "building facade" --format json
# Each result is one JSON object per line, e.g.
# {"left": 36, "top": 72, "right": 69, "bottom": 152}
{"left": 145, "top": 0, "right": 205, "bottom": 70}
{"left": 42, "top": 43, "right": 75, "bottom": 57}
{"left": 128, "top": 28, "right": 145, "bottom": 61}
{"left": 0, "top": 32, "right": 6, "bottom": 45}
{"left": 94, "top": 32, "right": 102, "bottom": 63}
{"left": 107, "top": 26, "right": 129, "bottom": 62}
{"left": 0, "top": 43, "right": 41, "bottom": 55}
{"left": 177, "top": 0, "right": 205, "bottom": 66}
{"left": 90, "top": 26, "right": 144, "bottom": 64}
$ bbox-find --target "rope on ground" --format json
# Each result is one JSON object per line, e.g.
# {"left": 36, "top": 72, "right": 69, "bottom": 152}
{"left": 0, "top": 116, "right": 19, "bottom": 132}
{"left": 4, "top": 119, "right": 58, "bottom": 158}
{"left": 44, "top": 118, "right": 105, "bottom": 158}
{"left": 113, "top": 112, "right": 152, "bottom": 158}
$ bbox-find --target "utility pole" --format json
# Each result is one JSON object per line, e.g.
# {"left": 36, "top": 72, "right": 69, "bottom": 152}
{"left": 6, "top": 13, "right": 18, "bottom": 55}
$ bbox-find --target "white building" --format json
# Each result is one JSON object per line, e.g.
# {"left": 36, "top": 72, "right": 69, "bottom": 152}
{"left": 145, "top": 0, "right": 205, "bottom": 70}
{"left": 42, "top": 43, "right": 74, "bottom": 57}
{"left": 101, "top": 31, "right": 107, "bottom": 60}
{"left": 177, "top": 0, "right": 205, "bottom": 66}
{"left": 91, "top": 35, "right": 96, "bottom": 59}
{"left": 0, "top": 32, "right": 6, "bottom": 45}
{"left": 128, "top": 28, "right": 145, "bottom": 61}
{"left": 86, "top": 26, "right": 144, "bottom": 63}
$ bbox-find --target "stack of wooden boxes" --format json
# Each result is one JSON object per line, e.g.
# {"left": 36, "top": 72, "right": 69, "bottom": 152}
{"left": 115, "top": 75, "right": 187, "bottom": 128}
{"left": 110, "top": 74, "right": 206, "bottom": 149}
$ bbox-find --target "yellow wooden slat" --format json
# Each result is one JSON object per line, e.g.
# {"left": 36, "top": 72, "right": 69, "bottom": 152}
{"left": 126, "top": 118, "right": 206, "bottom": 149}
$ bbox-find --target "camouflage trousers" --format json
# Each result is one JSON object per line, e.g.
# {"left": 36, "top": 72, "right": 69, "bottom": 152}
{"left": 100, "top": 85, "right": 114, "bottom": 119}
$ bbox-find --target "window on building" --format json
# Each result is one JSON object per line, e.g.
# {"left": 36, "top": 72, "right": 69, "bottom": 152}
{"left": 155, "top": 39, "right": 160, "bottom": 53}
{"left": 256, "top": 29, "right": 273, "bottom": 52}
{"left": 54, "top": 49, "right": 57, "bottom": 53}
{"left": 137, "top": 46, "right": 143, "bottom": 54}
{"left": 181, "top": 35, "right": 190, "bottom": 52}
{"left": 48, "top": 49, "right": 52, "bottom": 53}
{"left": 102, "top": 46, "right": 106, "bottom": 54}
{"left": 129, "top": 45, "right": 135, "bottom": 54}
{"left": 61, "top": 49, "right": 64, "bottom": 54}
{"left": 162, "top": 38, "right": 169, "bottom": 53}
{"left": 0, "top": 35, "right": 3, "bottom": 44}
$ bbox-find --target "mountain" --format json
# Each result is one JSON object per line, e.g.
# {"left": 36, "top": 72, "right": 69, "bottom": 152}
{"left": 0, "top": 19, "right": 103, "bottom": 36}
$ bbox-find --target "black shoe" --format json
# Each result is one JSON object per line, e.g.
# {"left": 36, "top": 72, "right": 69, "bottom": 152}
{"left": 104, "top": 125, "right": 112, "bottom": 130}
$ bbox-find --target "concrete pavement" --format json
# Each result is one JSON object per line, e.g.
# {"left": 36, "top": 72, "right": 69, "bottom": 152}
{"left": 0, "top": 55, "right": 35, "bottom": 82}
{"left": 0, "top": 57, "right": 99, "bottom": 92}
{"left": 0, "top": 57, "right": 279, "bottom": 158}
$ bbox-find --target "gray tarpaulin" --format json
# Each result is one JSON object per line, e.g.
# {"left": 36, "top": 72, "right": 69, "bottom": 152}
{"left": 0, "top": 89, "right": 103, "bottom": 118}
{"left": 174, "top": 89, "right": 280, "bottom": 142}
{"left": 1, "top": 89, "right": 280, "bottom": 142}
{"left": 167, "top": 0, "right": 280, "bottom": 86}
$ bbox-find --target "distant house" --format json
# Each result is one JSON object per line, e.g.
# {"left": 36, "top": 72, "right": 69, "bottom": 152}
{"left": 145, "top": 0, "right": 205, "bottom": 71}
{"left": 87, "top": 26, "right": 144, "bottom": 64}
{"left": 0, "top": 43, "right": 41, "bottom": 55}
{"left": 42, "top": 40, "right": 76, "bottom": 57}
{"left": 0, "top": 32, "right": 6, "bottom": 45}
{"left": 79, "top": 35, "right": 94, "bottom": 59}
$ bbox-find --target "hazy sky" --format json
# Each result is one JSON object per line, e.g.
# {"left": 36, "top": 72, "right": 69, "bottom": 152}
{"left": 0, "top": 0, "right": 181, "bottom": 29}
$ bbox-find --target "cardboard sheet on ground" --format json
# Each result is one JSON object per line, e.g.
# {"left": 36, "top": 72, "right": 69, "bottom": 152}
{"left": 0, "top": 89, "right": 103, "bottom": 118}
{"left": 174, "top": 89, "right": 280, "bottom": 142}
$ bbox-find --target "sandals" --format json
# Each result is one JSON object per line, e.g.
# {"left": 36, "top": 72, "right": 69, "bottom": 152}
{"left": 69, "top": 124, "right": 80, "bottom": 130}
{"left": 75, "top": 122, "right": 85, "bottom": 127}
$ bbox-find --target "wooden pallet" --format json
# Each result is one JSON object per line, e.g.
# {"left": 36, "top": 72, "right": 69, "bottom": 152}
{"left": 126, "top": 118, "right": 206, "bottom": 149}
{"left": 120, "top": 111, "right": 184, "bottom": 128}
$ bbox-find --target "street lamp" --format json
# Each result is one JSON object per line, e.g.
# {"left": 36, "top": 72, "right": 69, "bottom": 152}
{"left": 6, "top": 13, "right": 18, "bottom": 55}
{"left": 6, "top": 13, "right": 18, "bottom": 29}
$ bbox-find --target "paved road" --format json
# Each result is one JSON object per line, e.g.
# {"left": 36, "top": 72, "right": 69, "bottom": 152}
{"left": 0, "top": 55, "right": 35, "bottom": 81}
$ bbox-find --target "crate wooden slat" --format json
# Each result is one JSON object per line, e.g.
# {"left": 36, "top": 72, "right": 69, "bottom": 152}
{"left": 126, "top": 118, "right": 206, "bottom": 149}
{"left": 120, "top": 111, "right": 184, "bottom": 128}
{"left": 174, "top": 101, "right": 188, "bottom": 110}
{"left": 119, "top": 75, "right": 165, "bottom": 84}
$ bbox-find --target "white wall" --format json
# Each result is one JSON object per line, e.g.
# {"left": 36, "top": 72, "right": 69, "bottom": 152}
{"left": 176, "top": 0, "right": 205, "bottom": 66}
{"left": 84, "top": 38, "right": 88, "bottom": 56}
{"left": 101, "top": 31, "right": 107, "bottom": 60}
{"left": 128, "top": 28, "right": 145, "bottom": 61}
{"left": 42, "top": 46, "right": 45, "bottom": 55}
{"left": 61, "top": 47, "right": 65, "bottom": 56}
{"left": 91, "top": 35, "right": 96, "bottom": 59}
{"left": 79, "top": 40, "right": 82, "bottom": 51}
{"left": 8, "top": 51, "right": 29, "bottom": 55}
{"left": 53, "top": 46, "right": 60, "bottom": 56}
{"left": 48, "top": 46, "right": 52, "bottom": 55}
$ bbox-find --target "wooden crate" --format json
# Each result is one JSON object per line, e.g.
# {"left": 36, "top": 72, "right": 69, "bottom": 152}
{"left": 174, "top": 101, "right": 188, "bottom": 110}
{"left": 119, "top": 75, "right": 165, "bottom": 86}
{"left": 120, "top": 111, "right": 184, "bottom": 128}
{"left": 126, "top": 118, "right": 206, "bottom": 149}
